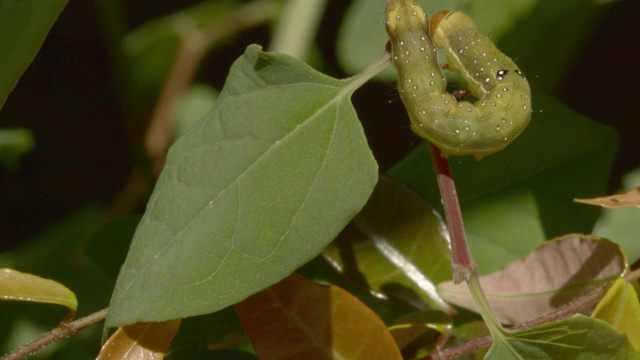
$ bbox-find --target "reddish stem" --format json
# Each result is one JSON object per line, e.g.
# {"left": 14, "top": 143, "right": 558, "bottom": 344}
{"left": 428, "top": 144, "right": 475, "bottom": 283}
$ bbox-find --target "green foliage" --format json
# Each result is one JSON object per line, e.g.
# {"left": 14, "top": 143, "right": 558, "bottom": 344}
{"left": 1, "top": 0, "right": 638, "bottom": 359}
{"left": 106, "top": 44, "right": 378, "bottom": 327}
{"left": 0, "top": 0, "right": 68, "bottom": 109}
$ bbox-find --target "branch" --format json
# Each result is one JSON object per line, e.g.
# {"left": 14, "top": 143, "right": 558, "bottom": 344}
{"left": 0, "top": 308, "right": 108, "bottom": 360}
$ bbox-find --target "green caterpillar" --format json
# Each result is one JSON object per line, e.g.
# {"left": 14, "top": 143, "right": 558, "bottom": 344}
{"left": 385, "top": 0, "right": 531, "bottom": 159}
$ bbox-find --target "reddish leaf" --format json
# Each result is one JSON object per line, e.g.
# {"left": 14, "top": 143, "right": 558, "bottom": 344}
{"left": 97, "top": 319, "right": 181, "bottom": 360}
{"left": 437, "top": 235, "right": 626, "bottom": 325}
{"left": 235, "top": 273, "right": 402, "bottom": 360}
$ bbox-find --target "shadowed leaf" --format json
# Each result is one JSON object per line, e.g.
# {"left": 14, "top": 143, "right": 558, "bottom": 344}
{"left": 388, "top": 310, "right": 452, "bottom": 351}
{"left": 323, "top": 175, "right": 452, "bottom": 312}
{"left": 437, "top": 235, "right": 626, "bottom": 325}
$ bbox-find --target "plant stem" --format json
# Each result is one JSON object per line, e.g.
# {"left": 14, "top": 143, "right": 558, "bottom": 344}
{"left": 0, "top": 308, "right": 108, "bottom": 360}
{"left": 427, "top": 143, "right": 508, "bottom": 351}
{"left": 427, "top": 144, "right": 475, "bottom": 284}
{"left": 432, "top": 281, "right": 611, "bottom": 359}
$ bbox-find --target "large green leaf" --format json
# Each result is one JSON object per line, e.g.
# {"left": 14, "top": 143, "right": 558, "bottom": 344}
{"left": 486, "top": 315, "right": 640, "bottom": 359}
{"left": 390, "top": 91, "right": 618, "bottom": 274}
{"left": 0, "top": 0, "right": 68, "bottom": 109}
{"left": 106, "top": 45, "right": 379, "bottom": 326}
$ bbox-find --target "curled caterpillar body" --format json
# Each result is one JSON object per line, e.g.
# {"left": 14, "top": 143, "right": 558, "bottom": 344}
{"left": 385, "top": 2, "right": 532, "bottom": 159}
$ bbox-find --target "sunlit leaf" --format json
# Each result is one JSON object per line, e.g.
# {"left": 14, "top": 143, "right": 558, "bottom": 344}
{"left": 0, "top": 268, "right": 77, "bottom": 316}
{"left": 234, "top": 273, "right": 402, "bottom": 360}
{"left": 391, "top": 91, "right": 618, "bottom": 275}
{"left": 107, "top": 45, "right": 379, "bottom": 327}
{"left": 437, "top": 235, "right": 626, "bottom": 325}
{"left": 97, "top": 319, "right": 181, "bottom": 360}
{"left": 486, "top": 315, "right": 640, "bottom": 359}
{"left": 323, "top": 175, "right": 452, "bottom": 312}
{"left": 592, "top": 278, "right": 640, "bottom": 350}
{"left": 575, "top": 188, "right": 640, "bottom": 208}
{"left": 0, "top": 0, "right": 68, "bottom": 109}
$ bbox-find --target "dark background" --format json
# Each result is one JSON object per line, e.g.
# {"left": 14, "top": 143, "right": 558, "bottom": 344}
{"left": 1, "top": 0, "right": 638, "bottom": 250}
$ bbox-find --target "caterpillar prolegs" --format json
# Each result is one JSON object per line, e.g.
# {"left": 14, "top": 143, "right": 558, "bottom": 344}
{"left": 385, "top": 0, "right": 532, "bottom": 159}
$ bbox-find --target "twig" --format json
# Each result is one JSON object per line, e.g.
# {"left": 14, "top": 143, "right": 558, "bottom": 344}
{"left": 1, "top": 308, "right": 108, "bottom": 360}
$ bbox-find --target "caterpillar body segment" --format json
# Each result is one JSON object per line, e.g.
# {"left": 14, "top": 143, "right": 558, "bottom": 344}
{"left": 385, "top": 2, "right": 532, "bottom": 159}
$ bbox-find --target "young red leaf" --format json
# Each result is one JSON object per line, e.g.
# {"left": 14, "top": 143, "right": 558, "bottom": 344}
{"left": 235, "top": 273, "right": 402, "bottom": 360}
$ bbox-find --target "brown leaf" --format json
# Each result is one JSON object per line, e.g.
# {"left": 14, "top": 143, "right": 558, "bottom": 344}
{"left": 235, "top": 273, "right": 402, "bottom": 360}
{"left": 575, "top": 188, "right": 640, "bottom": 208}
{"left": 97, "top": 319, "right": 181, "bottom": 360}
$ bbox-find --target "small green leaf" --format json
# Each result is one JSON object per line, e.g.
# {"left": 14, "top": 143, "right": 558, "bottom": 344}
{"left": 0, "top": 0, "right": 68, "bottom": 109}
{"left": 0, "top": 268, "right": 77, "bottom": 315}
{"left": 592, "top": 278, "right": 640, "bottom": 350}
{"left": 486, "top": 315, "right": 640, "bottom": 359}
{"left": 106, "top": 45, "right": 379, "bottom": 327}
{"left": 323, "top": 175, "right": 452, "bottom": 312}
{"left": 437, "top": 235, "right": 626, "bottom": 325}
{"left": 234, "top": 274, "right": 402, "bottom": 360}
